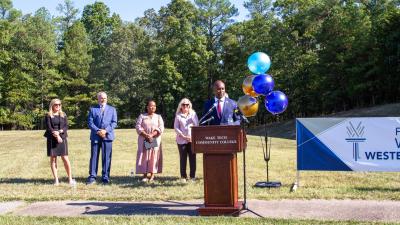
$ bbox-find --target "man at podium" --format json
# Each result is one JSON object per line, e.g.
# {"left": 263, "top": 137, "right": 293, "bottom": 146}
{"left": 201, "top": 80, "right": 241, "bottom": 126}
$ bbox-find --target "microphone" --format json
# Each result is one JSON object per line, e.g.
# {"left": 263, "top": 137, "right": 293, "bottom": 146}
{"left": 235, "top": 109, "right": 249, "bottom": 124}
{"left": 200, "top": 116, "right": 214, "bottom": 125}
{"left": 199, "top": 103, "right": 217, "bottom": 124}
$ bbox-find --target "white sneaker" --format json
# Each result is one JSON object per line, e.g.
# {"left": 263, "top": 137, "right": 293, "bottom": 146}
{"left": 180, "top": 178, "right": 187, "bottom": 183}
{"left": 69, "top": 179, "right": 76, "bottom": 187}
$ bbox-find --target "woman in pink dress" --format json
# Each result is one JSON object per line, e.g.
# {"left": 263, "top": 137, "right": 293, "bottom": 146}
{"left": 135, "top": 100, "right": 164, "bottom": 182}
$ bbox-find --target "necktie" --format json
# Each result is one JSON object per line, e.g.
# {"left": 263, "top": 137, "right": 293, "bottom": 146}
{"left": 217, "top": 100, "right": 222, "bottom": 118}
{"left": 101, "top": 105, "right": 105, "bottom": 114}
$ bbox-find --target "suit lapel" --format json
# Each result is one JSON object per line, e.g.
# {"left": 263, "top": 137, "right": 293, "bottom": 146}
{"left": 222, "top": 98, "right": 229, "bottom": 119}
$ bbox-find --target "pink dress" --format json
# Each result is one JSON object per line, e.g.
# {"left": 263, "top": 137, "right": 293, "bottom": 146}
{"left": 135, "top": 113, "right": 164, "bottom": 174}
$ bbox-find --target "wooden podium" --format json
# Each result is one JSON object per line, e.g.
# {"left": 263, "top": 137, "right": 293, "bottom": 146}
{"left": 191, "top": 125, "right": 245, "bottom": 216}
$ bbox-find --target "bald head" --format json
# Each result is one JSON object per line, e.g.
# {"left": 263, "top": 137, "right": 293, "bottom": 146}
{"left": 213, "top": 80, "right": 226, "bottom": 99}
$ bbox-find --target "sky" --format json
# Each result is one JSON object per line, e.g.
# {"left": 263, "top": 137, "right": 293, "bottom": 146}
{"left": 11, "top": 0, "right": 249, "bottom": 22}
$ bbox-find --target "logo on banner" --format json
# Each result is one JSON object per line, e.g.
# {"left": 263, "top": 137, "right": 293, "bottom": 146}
{"left": 345, "top": 121, "right": 366, "bottom": 161}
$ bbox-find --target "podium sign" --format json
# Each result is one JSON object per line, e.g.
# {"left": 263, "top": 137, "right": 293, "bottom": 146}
{"left": 192, "top": 125, "right": 244, "bottom": 153}
{"left": 192, "top": 125, "right": 244, "bottom": 216}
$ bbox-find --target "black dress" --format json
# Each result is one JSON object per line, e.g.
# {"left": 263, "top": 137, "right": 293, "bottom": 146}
{"left": 45, "top": 115, "right": 68, "bottom": 157}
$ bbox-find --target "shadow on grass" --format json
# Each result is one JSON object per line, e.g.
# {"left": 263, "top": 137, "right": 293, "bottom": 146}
{"left": 0, "top": 176, "right": 202, "bottom": 188}
{"left": 67, "top": 200, "right": 202, "bottom": 216}
{"left": 354, "top": 187, "right": 400, "bottom": 192}
{"left": 120, "top": 176, "right": 203, "bottom": 188}
{"left": 0, "top": 178, "right": 53, "bottom": 184}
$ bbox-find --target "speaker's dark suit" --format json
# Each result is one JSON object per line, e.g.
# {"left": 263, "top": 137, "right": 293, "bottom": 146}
{"left": 201, "top": 97, "right": 241, "bottom": 125}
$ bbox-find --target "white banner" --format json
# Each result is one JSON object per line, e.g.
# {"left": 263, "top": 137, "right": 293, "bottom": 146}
{"left": 297, "top": 117, "right": 400, "bottom": 171}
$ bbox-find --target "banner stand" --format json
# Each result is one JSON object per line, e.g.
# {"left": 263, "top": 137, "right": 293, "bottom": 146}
{"left": 291, "top": 171, "right": 300, "bottom": 192}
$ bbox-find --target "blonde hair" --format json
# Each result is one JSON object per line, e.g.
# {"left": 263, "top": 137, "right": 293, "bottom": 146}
{"left": 175, "top": 98, "right": 195, "bottom": 115}
{"left": 48, "top": 98, "right": 65, "bottom": 118}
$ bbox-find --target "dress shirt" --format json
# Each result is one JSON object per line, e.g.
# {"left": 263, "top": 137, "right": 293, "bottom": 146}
{"left": 214, "top": 96, "right": 225, "bottom": 115}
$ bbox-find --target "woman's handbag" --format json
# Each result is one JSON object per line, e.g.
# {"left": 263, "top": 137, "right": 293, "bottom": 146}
{"left": 144, "top": 139, "right": 158, "bottom": 150}
{"left": 143, "top": 114, "right": 162, "bottom": 150}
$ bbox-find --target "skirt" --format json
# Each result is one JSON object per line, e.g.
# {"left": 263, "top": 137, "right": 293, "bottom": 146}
{"left": 47, "top": 137, "right": 68, "bottom": 157}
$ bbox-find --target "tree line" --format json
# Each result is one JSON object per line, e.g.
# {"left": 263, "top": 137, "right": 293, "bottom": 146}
{"left": 0, "top": 0, "right": 399, "bottom": 130}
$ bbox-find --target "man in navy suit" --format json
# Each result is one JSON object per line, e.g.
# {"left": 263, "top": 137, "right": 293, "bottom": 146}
{"left": 201, "top": 80, "right": 241, "bottom": 126}
{"left": 87, "top": 91, "right": 117, "bottom": 184}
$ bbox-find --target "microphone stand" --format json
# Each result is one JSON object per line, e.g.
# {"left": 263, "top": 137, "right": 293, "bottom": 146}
{"left": 199, "top": 105, "right": 216, "bottom": 125}
{"left": 237, "top": 118, "right": 263, "bottom": 217}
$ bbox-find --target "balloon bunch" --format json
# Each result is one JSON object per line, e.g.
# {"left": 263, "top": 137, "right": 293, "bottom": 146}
{"left": 238, "top": 52, "right": 288, "bottom": 118}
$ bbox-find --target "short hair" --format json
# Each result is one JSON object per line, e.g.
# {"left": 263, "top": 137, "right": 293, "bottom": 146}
{"left": 97, "top": 91, "right": 107, "bottom": 98}
{"left": 213, "top": 80, "right": 225, "bottom": 88}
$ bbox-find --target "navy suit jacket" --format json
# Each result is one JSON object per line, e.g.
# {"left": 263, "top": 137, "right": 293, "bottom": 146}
{"left": 88, "top": 104, "right": 118, "bottom": 141}
{"left": 201, "top": 97, "right": 241, "bottom": 125}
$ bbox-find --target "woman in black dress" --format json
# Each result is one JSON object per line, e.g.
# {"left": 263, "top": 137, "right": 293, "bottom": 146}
{"left": 44, "top": 99, "right": 75, "bottom": 186}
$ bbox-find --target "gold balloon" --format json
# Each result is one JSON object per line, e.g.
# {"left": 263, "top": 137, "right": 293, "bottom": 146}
{"left": 237, "top": 95, "right": 259, "bottom": 117}
{"left": 242, "top": 75, "right": 259, "bottom": 97}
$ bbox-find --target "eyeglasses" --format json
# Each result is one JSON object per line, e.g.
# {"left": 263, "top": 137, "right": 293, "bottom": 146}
{"left": 182, "top": 104, "right": 190, "bottom": 107}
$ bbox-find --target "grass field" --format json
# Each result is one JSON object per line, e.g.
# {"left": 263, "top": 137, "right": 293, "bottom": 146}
{"left": 0, "top": 129, "right": 400, "bottom": 224}
{"left": 1, "top": 129, "right": 400, "bottom": 202}
{"left": 0, "top": 215, "right": 386, "bottom": 225}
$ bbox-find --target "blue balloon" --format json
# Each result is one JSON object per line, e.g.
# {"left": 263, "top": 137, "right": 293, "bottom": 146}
{"left": 252, "top": 74, "right": 274, "bottom": 95}
{"left": 247, "top": 52, "right": 271, "bottom": 74}
{"left": 265, "top": 91, "right": 288, "bottom": 115}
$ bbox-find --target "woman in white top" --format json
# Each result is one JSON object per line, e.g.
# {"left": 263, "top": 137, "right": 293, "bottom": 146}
{"left": 173, "top": 98, "right": 199, "bottom": 182}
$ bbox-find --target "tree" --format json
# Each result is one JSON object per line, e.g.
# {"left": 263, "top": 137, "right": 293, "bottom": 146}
{"left": 81, "top": 2, "right": 121, "bottom": 47}
{"left": 374, "top": 3, "right": 400, "bottom": 103}
{"left": 101, "top": 23, "right": 153, "bottom": 126}
{"left": 0, "top": 7, "right": 60, "bottom": 129}
{"left": 81, "top": 2, "right": 122, "bottom": 87}
{"left": 143, "top": 0, "right": 210, "bottom": 125}
{"left": 56, "top": 0, "right": 79, "bottom": 30}
{"left": 0, "top": 0, "right": 20, "bottom": 20}
{"left": 55, "top": 0, "right": 79, "bottom": 49}
{"left": 59, "top": 21, "right": 93, "bottom": 127}
{"left": 136, "top": 0, "right": 210, "bottom": 125}
{"left": 194, "top": 0, "right": 238, "bottom": 97}
{"left": 243, "top": 0, "right": 273, "bottom": 19}
{"left": 0, "top": 0, "right": 11, "bottom": 19}
{"left": 24, "top": 8, "right": 61, "bottom": 112}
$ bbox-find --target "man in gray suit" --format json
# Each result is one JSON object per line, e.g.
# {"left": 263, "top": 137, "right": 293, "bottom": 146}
{"left": 87, "top": 92, "right": 117, "bottom": 185}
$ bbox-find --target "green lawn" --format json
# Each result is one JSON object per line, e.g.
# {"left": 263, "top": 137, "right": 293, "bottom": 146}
{"left": 1, "top": 129, "right": 399, "bottom": 202}
{"left": 0, "top": 215, "right": 387, "bottom": 225}
{"left": 1, "top": 129, "right": 400, "bottom": 224}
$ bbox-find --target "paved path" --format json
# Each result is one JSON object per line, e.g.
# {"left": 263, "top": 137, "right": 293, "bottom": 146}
{"left": 1, "top": 199, "right": 400, "bottom": 222}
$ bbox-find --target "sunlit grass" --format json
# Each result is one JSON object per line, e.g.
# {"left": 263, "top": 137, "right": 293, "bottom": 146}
{"left": 0, "top": 215, "right": 386, "bottom": 225}
{"left": 0, "top": 129, "right": 399, "bottom": 202}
